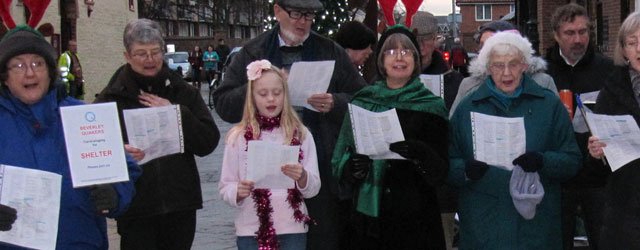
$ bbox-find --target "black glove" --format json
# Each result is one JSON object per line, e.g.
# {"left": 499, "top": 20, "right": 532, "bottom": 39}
{"left": 513, "top": 152, "right": 544, "bottom": 173}
{"left": 389, "top": 140, "right": 429, "bottom": 161}
{"left": 343, "top": 151, "right": 373, "bottom": 183}
{"left": 0, "top": 204, "right": 17, "bottom": 231}
{"left": 465, "top": 159, "right": 489, "bottom": 180}
{"left": 90, "top": 185, "right": 119, "bottom": 215}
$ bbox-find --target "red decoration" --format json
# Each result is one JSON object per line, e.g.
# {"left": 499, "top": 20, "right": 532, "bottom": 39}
{"left": 401, "top": 0, "right": 423, "bottom": 27}
{"left": 245, "top": 115, "right": 313, "bottom": 249}
{"left": 23, "top": 0, "right": 51, "bottom": 28}
{"left": 377, "top": 0, "right": 398, "bottom": 26}
{"left": 0, "top": 0, "right": 16, "bottom": 29}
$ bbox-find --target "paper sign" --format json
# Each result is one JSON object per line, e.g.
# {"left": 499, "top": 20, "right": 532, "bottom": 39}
{"left": 60, "top": 103, "right": 129, "bottom": 187}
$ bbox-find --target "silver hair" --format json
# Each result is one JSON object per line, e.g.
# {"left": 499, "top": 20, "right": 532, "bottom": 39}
{"left": 614, "top": 12, "right": 640, "bottom": 66}
{"left": 123, "top": 19, "right": 165, "bottom": 52}
{"left": 468, "top": 32, "right": 533, "bottom": 78}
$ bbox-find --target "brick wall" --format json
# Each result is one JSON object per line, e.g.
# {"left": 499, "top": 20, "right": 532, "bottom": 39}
{"left": 459, "top": 3, "right": 513, "bottom": 52}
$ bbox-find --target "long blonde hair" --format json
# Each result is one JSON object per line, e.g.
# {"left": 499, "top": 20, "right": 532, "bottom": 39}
{"left": 226, "top": 65, "right": 307, "bottom": 145}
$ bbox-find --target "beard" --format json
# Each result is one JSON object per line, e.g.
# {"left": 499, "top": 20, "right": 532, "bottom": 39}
{"left": 280, "top": 28, "right": 310, "bottom": 46}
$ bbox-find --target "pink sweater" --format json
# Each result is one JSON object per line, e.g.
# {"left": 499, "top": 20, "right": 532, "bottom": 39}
{"left": 218, "top": 127, "right": 320, "bottom": 236}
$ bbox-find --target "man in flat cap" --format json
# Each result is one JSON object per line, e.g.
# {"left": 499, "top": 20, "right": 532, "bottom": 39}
{"left": 212, "top": 0, "right": 366, "bottom": 249}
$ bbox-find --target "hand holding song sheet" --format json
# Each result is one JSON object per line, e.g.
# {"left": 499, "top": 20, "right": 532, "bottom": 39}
{"left": 584, "top": 112, "right": 640, "bottom": 172}
{"left": 471, "top": 112, "right": 526, "bottom": 171}
{"left": 0, "top": 164, "right": 61, "bottom": 250}
{"left": 123, "top": 105, "right": 184, "bottom": 164}
{"left": 348, "top": 104, "right": 405, "bottom": 160}
{"left": 247, "top": 141, "right": 300, "bottom": 189}
{"left": 287, "top": 60, "right": 335, "bottom": 111}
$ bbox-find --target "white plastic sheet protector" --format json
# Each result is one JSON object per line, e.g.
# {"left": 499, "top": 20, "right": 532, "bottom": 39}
{"left": 584, "top": 112, "right": 640, "bottom": 172}
{"left": 471, "top": 112, "right": 526, "bottom": 171}
{"left": 123, "top": 105, "right": 184, "bottom": 164}
{"left": 0, "top": 164, "right": 61, "bottom": 250}
{"left": 246, "top": 141, "right": 300, "bottom": 189}
{"left": 287, "top": 60, "right": 335, "bottom": 111}
{"left": 348, "top": 104, "right": 405, "bottom": 160}
{"left": 60, "top": 102, "right": 130, "bottom": 187}
{"left": 419, "top": 74, "right": 444, "bottom": 97}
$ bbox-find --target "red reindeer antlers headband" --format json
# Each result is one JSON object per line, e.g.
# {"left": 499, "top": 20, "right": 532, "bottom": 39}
{"left": 0, "top": 0, "right": 52, "bottom": 29}
{"left": 378, "top": 0, "right": 423, "bottom": 27}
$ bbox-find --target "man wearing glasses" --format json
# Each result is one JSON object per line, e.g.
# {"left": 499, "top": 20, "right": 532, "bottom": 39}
{"left": 213, "top": 0, "right": 366, "bottom": 249}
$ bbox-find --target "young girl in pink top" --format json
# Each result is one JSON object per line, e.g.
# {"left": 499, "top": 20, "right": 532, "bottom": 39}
{"left": 219, "top": 59, "right": 320, "bottom": 250}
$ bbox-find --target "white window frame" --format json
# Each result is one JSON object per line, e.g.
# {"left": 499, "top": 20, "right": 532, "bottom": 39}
{"left": 475, "top": 4, "right": 492, "bottom": 21}
{"left": 510, "top": 4, "right": 515, "bottom": 13}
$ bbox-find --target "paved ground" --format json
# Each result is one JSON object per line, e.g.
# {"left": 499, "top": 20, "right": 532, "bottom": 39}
{"left": 108, "top": 87, "right": 236, "bottom": 250}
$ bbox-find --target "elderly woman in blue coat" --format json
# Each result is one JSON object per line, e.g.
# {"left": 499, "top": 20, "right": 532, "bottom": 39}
{"left": 448, "top": 32, "right": 581, "bottom": 249}
{"left": 0, "top": 26, "right": 140, "bottom": 249}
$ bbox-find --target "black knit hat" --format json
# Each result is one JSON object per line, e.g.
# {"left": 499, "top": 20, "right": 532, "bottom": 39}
{"left": 474, "top": 20, "right": 517, "bottom": 44}
{"left": 0, "top": 25, "right": 57, "bottom": 78}
{"left": 335, "top": 21, "right": 376, "bottom": 50}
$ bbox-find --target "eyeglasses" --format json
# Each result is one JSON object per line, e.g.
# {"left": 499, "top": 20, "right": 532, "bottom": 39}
{"left": 489, "top": 61, "right": 524, "bottom": 73}
{"left": 130, "top": 48, "right": 164, "bottom": 61}
{"left": 624, "top": 39, "right": 638, "bottom": 48}
{"left": 383, "top": 49, "right": 414, "bottom": 58}
{"left": 281, "top": 6, "right": 316, "bottom": 21}
{"left": 7, "top": 60, "right": 47, "bottom": 74}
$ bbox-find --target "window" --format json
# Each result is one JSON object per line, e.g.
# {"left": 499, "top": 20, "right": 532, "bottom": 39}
{"left": 510, "top": 4, "right": 515, "bottom": 13}
{"left": 476, "top": 4, "right": 491, "bottom": 21}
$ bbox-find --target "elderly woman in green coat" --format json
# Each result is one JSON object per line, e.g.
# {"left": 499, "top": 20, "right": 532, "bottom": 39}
{"left": 448, "top": 32, "right": 581, "bottom": 249}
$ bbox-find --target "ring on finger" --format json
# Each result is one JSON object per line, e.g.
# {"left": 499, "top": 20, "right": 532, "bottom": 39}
{"left": 321, "top": 103, "right": 325, "bottom": 108}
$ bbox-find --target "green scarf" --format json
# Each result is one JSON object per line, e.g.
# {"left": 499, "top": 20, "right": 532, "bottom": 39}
{"left": 331, "top": 77, "right": 447, "bottom": 217}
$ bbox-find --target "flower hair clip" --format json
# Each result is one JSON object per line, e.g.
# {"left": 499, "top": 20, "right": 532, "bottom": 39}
{"left": 246, "top": 59, "right": 272, "bottom": 81}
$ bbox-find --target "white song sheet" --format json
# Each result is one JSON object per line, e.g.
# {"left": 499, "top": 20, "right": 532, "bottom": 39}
{"left": 0, "top": 164, "right": 61, "bottom": 250}
{"left": 60, "top": 103, "right": 130, "bottom": 187}
{"left": 348, "top": 104, "right": 405, "bottom": 160}
{"left": 471, "top": 112, "right": 526, "bottom": 171}
{"left": 123, "top": 105, "right": 184, "bottom": 164}
{"left": 419, "top": 74, "right": 444, "bottom": 97}
{"left": 584, "top": 113, "right": 640, "bottom": 172}
{"left": 287, "top": 60, "right": 335, "bottom": 111}
{"left": 247, "top": 141, "right": 300, "bottom": 189}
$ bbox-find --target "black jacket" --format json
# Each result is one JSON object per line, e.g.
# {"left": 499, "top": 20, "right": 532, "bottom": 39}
{"left": 95, "top": 64, "right": 220, "bottom": 219}
{"left": 593, "top": 65, "right": 640, "bottom": 249}
{"left": 545, "top": 44, "right": 615, "bottom": 188}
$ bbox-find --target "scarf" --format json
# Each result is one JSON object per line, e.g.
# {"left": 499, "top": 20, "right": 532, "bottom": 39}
{"left": 245, "top": 114, "right": 313, "bottom": 249}
{"left": 332, "top": 77, "right": 447, "bottom": 217}
{"left": 484, "top": 76, "right": 523, "bottom": 109}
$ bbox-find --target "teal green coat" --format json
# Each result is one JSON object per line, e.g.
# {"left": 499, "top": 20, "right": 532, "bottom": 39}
{"left": 448, "top": 75, "right": 581, "bottom": 250}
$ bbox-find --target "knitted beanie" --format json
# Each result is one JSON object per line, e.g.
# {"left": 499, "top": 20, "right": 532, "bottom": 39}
{"left": 335, "top": 21, "right": 376, "bottom": 50}
{"left": 0, "top": 25, "right": 57, "bottom": 77}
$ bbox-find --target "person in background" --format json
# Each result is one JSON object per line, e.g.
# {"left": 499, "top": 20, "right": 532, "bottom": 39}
{"left": 203, "top": 45, "right": 220, "bottom": 88}
{"left": 544, "top": 4, "right": 616, "bottom": 249}
{"left": 219, "top": 59, "right": 320, "bottom": 250}
{"left": 334, "top": 21, "right": 376, "bottom": 69}
{"left": 332, "top": 24, "right": 449, "bottom": 250}
{"left": 189, "top": 45, "right": 203, "bottom": 89}
{"left": 58, "top": 39, "right": 84, "bottom": 99}
{"left": 450, "top": 21, "right": 557, "bottom": 117}
{"left": 95, "top": 19, "right": 220, "bottom": 250}
{"left": 0, "top": 24, "right": 140, "bottom": 249}
{"left": 450, "top": 37, "right": 469, "bottom": 77}
{"left": 448, "top": 31, "right": 581, "bottom": 249}
{"left": 406, "top": 11, "right": 463, "bottom": 249}
{"left": 587, "top": 11, "right": 640, "bottom": 249}
{"left": 216, "top": 38, "right": 231, "bottom": 70}
{"left": 212, "top": 0, "right": 366, "bottom": 249}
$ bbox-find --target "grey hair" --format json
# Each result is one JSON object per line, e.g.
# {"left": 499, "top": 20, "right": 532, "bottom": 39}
{"left": 468, "top": 31, "right": 533, "bottom": 78}
{"left": 614, "top": 12, "right": 640, "bottom": 66}
{"left": 376, "top": 33, "right": 421, "bottom": 79}
{"left": 123, "top": 19, "right": 165, "bottom": 52}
